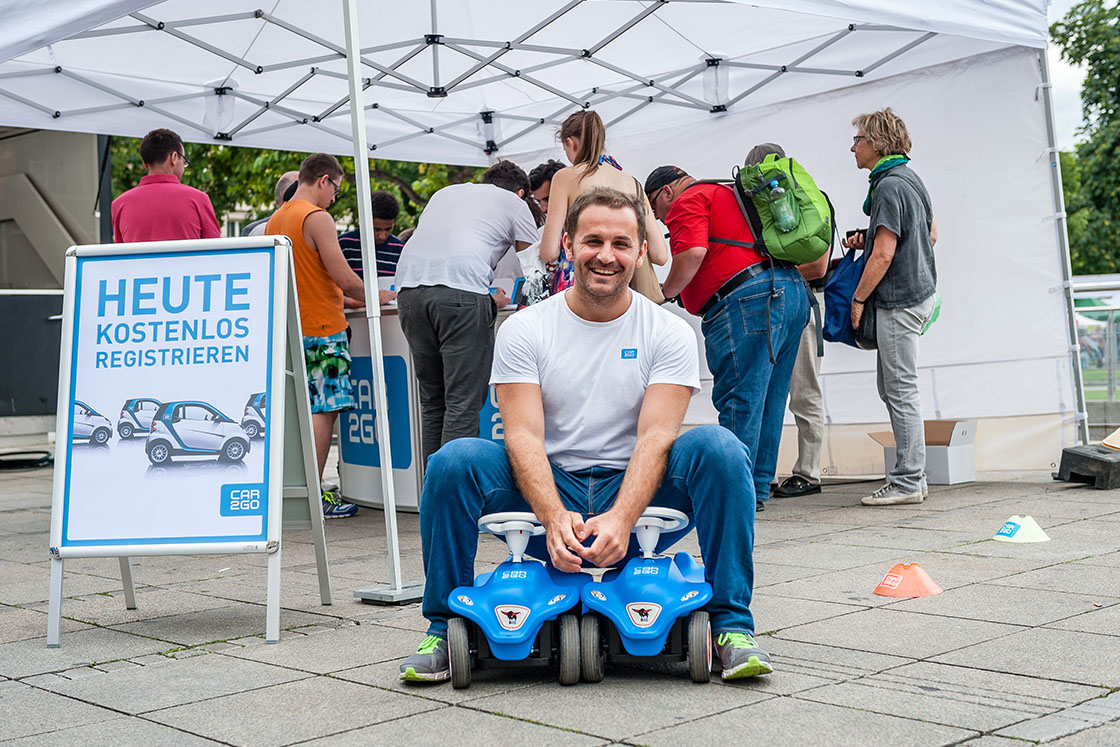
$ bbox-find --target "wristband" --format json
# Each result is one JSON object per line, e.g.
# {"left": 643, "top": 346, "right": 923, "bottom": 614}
{"left": 852, "top": 298, "right": 865, "bottom": 306}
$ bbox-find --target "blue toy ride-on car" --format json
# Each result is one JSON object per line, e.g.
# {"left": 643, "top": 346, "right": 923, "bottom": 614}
{"left": 446, "top": 512, "right": 589, "bottom": 689}
{"left": 580, "top": 507, "right": 714, "bottom": 683}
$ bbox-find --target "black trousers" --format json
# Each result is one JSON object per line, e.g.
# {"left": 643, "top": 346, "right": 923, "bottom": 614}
{"left": 397, "top": 285, "right": 498, "bottom": 466}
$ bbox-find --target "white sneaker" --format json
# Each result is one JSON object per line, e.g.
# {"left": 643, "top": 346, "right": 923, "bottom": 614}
{"left": 862, "top": 483, "right": 924, "bottom": 506}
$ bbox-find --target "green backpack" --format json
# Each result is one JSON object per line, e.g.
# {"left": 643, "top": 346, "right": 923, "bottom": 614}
{"left": 735, "top": 154, "right": 833, "bottom": 265}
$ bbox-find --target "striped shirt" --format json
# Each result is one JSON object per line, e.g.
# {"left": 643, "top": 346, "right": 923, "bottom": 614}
{"left": 338, "top": 229, "right": 404, "bottom": 279}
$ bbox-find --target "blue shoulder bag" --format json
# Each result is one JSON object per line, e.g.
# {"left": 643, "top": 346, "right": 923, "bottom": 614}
{"left": 823, "top": 247, "right": 871, "bottom": 349}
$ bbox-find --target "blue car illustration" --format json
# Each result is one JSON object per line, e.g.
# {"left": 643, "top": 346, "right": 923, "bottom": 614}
{"left": 145, "top": 401, "right": 251, "bottom": 465}
{"left": 240, "top": 392, "right": 266, "bottom": 439}
{"left": 72, "top": 400, "right": 113, "bottom": 445}
{"left": 117, "top": 397, "right": 162, "bottom": 439}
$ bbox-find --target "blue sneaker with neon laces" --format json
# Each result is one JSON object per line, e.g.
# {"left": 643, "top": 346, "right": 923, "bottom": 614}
{"left": 321, "top": 490, "right": 357, "bottom": 519}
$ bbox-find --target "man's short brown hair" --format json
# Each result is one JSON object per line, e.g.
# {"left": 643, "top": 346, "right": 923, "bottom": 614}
{"left": 298, "top": 153, "right": 344, "bottom": 185}
{"left": 852, "top": 107, "right": 912, "bottom": 156}
{"left": 565, "top": 187, "right": 646, "bottom": 249}
{"left": 139, "top": 128, "right": 184, "bottom": 166}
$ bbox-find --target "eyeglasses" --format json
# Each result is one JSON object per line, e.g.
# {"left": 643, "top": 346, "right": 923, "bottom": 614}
{"left": 178, "top": 151, "right": 190, "bottom": 167}
{"left": 852, "top": 135, "right": 866, "bottom": 145}
{"left": 327, "top": 177, "right": 341, "bottom": 197}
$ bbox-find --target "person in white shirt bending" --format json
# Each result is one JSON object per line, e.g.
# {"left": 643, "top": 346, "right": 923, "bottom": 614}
{"left": 394, "top": 160, "right": 543, "bottom": 463}
{"left": 399, "top": 187, "right": 773, "bottom": 685}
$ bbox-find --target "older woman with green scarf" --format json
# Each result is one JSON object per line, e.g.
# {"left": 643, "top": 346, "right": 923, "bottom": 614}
{"left": 842, "top": 107, "right": 939, "bottom": 507}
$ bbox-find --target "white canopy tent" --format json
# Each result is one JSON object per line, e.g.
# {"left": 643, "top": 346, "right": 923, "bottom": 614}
{"left": 0, "top": 1, "right": 1083, "bottom": 593}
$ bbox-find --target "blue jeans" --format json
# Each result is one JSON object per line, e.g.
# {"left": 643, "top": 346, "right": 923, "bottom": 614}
{"left": 701, "top": 266, "right": 810, "bottom": 502}
{"left": 419, "top": 425, "right": 757, "bottom": 636}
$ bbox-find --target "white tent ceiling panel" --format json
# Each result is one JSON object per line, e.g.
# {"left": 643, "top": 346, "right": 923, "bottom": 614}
{"left": 745, "top": 0, "right": 1047, "bottom": 48}
{"left": 0, "top": 0, "right": 1046, "bottom": 165}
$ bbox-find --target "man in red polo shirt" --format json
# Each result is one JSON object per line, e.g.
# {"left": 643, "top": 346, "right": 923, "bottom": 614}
{"left": 111, "top": 129, "right": 221, "bottom": 243}
{"left": 645, "top": 165, "right": 826, "bottom": 513}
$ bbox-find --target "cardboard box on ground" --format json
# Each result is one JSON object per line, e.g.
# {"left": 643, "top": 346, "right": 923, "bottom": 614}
{"left": 868, "top": 420, "right": 977, "bottom": 485}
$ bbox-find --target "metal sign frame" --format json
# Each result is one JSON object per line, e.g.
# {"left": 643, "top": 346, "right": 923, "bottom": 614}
{"left": 46, "top": 235, "right": 331, "bottom": 647}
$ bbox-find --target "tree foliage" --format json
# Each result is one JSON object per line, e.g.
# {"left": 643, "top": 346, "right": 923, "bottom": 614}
{"left": 1051, "top": 0, "right": 1120, "bottom": 275}
{"left": 110, "top": 138, "right": 483, "bottom": 231}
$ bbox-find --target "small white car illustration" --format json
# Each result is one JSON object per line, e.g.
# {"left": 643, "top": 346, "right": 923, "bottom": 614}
{"left": 72, "top": 400, "right": 113, "bottom": 445}
{"left": 240, "top": 392, "right": 266, "bottom": 439}
{"left": 117, "top": 397, "right": 162, "bottom": 438}
{"left": 145, "top": 401, "right": 250, "bottom": 465}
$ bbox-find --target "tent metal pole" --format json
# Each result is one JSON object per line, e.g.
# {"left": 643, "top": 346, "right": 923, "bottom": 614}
{"left": 1039, "top": 49, "right": 1089, "bottom": 445}
{"left": 342, "top": 0, "right": 423, "bottom": 604}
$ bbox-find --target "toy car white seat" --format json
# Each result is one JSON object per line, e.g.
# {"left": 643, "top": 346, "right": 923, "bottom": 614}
{"left": 478, "top": 512, "right": 547, "bottom": 563}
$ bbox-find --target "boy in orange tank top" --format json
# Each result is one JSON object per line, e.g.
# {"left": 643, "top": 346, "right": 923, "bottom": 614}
{"left": 266, "top": 153, "right": 366, "bottom": 518}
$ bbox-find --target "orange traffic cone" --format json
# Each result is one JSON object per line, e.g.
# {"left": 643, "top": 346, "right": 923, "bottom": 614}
{"left": 873, "top": 563, "right": 943, "bottom": 598}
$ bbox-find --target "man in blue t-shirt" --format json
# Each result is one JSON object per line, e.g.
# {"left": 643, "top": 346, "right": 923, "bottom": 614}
{"left": 338, "top": 190, "right": 406, "bottom": 304}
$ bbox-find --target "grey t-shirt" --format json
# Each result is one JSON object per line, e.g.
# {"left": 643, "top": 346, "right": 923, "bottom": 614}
{"left": 868, "top": 165, "right": 936, "bottom": 309}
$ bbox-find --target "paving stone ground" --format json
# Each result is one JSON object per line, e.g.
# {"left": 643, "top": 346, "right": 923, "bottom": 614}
{"left": 2, "top": 451, "right": 1119, "bottom": 746}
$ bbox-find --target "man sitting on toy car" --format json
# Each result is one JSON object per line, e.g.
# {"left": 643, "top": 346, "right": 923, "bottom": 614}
{"left": 399, "top": 187, "right": 772, "bottom": 683}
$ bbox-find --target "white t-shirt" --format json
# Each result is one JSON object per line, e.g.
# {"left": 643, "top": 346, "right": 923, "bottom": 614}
{"left": 491, "top": 291, "right": 700, "bottom": 471}
{"left": 394, "top": 183, "right": 539, "bottom": 295}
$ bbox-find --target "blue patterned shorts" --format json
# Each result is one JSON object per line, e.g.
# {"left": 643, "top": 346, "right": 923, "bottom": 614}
{"left": 303, "top": 331, "right": 355, "bottom": 414}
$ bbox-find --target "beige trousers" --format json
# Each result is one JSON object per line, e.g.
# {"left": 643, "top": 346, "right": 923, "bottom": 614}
{"left": 788, "top": 290, "right": 824, "bottom": 483}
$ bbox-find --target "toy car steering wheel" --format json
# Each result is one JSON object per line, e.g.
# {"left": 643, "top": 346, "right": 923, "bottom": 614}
{"left": 479, "top": 512, "right": 546, "bottom": 563}
{"left": 633, "top": 507, "right": 690, "bottom": 559}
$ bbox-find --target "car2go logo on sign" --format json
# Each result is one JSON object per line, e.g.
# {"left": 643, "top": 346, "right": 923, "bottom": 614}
{"left": 220, "top": 484, "right": 267, "bottom": 516}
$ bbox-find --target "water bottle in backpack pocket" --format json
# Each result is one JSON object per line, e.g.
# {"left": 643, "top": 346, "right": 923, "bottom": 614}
{"left": 766, "top": 179, "right": 800, "bottom": 232}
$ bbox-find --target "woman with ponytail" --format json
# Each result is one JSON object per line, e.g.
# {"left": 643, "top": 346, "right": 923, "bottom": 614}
{"left": 539, "top": 110, "right": 668, "bottom": 301}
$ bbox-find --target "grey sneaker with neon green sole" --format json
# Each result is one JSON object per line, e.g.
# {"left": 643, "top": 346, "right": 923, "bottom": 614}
{"left": 714, "top": 632, "right": 773, "bottom": 680}
{"left": 399, "top": 635, "right": 449, "bottom": 682}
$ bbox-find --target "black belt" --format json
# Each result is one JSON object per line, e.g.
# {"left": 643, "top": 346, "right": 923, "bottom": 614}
{"left": 699, "top": 259, "right": 780, "bottom": 317}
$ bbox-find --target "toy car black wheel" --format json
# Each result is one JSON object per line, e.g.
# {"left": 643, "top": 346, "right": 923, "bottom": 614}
{"left": 118, "top": 423, "right": 134, "bottom": 439}
{"left": 244, "top": 422, "right": 259, "bottom": 439}
{"left": 221, "top": 439, "right": 248, "bottom": 463}
{"left": 92, "top": 427, "right": 111, "bottom": 445}
{"left": 448, "top": 616, "right": 471, "bottom": 689}
{"left": 580, "top": 612, "right": 606, "bottom": 682}
{"left": 687, "top": 609, "right": 712, "bottom": 683}
{"left": 557, "top": 613, "right": 580, "bottom": 686}
{"left": 147, "top": 440, "right": 172, "bottom": 465}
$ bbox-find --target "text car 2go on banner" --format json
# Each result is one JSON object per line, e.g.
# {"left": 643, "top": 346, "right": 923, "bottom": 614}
{"left": 58, "top": 242, "right": 278, "bottom": 548}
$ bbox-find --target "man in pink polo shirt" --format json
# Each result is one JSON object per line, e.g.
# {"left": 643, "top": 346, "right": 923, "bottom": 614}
{"left": 111, "top": 128, "right": 221, "bottom": 243}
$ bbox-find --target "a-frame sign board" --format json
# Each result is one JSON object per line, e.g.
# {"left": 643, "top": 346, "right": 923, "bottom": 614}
{"left": 46, "top": 236, "right": 331, "bottom": 647}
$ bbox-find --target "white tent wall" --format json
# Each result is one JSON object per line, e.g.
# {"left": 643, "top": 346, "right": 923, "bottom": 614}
{"left": 578, "top": 46, "right": 1076, "bottom": 473}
